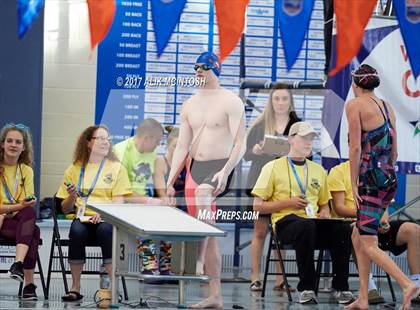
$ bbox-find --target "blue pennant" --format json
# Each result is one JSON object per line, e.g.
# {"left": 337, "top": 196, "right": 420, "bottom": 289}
{"left": 276, "top": 0, "right": 315, "bottom": 70}
{"left": 394, "top": 0, "right": 420, "bottom": 78}
{"left": 17, "top": 0, "right": 45, "bottom": 38}
{"left": 151, "top": 0, "right": 187, "bottom": 57}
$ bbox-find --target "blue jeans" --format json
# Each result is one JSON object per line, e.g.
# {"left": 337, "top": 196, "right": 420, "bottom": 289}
{"left": 68, "top": 219, "right": 112, "bottom": 264}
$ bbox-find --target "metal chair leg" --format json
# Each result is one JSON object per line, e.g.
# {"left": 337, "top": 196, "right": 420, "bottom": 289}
{"left": 57, "top": 242, "right": 69, "bottom": 293}
{"left": 273, "top": 232, "right": 292, "bottom": 302}
{"left": 37, "top": 252, "right": 48, "bottom": 300}
{"left": 315, "top": 250, "right": 324, "bottom": 295}
{"left": 121, "top": 276, "right": 129, "bottom": 300}
{"left": 18, "top": 282, "right": 23, "bottom": 297}
{"left": 46, "top": 234, "right": 56, "bottom": 299}
{"left": 261, "top": 233, "right": 273, "bottom": 298}
{"left": 386, "top": 272, "right": 396, "bottom": 303}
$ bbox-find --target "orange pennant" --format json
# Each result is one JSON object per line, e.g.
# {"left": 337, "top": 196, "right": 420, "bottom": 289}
{"left": 329, "top": 0, "right": 376, "bottom": 76}
{"left": 87, "top": 0, "right": 116, "bottom": 50}
{"left": 214, "top": 0, "right": 249, "bottom": 62}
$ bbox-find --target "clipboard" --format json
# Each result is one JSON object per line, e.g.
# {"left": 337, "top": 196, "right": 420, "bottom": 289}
{"left": 261, "top": 134, "right": 290, "bottom": 156}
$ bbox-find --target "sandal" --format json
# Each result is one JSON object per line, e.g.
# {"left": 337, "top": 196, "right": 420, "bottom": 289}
{"left": 273, "top": 282, "right": 296, "bottom": 292}
{"left": 250, "top": 280, "right": 262, "bottom": 291}
{"left": 61, "top": 291, "right": 84, "bottom": 302}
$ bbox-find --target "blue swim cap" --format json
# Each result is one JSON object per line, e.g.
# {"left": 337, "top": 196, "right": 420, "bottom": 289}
{"left": 195, "top": 51, "right": 221, "bottom": 77}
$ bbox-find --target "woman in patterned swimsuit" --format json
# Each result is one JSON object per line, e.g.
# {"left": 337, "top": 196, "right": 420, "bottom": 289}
{"left": 346, "top": 64, "right": 419, "bottom": 310}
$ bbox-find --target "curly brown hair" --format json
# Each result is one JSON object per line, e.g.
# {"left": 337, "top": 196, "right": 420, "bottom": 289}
{"left": 0, "top": 125, "right": 34, "bottom": 167}
{"left": 73, "top": 125, "right": 119, "bottom": 165}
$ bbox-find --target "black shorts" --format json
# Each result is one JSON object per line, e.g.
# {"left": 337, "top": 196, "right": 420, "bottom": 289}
{"left": 378, "top": 220, "right": 407, "bottom": 256}
{"left": 190, "top": 158, "right": 234, "bottom": 197}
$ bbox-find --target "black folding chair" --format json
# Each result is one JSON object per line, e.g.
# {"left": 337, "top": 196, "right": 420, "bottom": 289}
{"left": 263, "top": 224, "right": 397, "bottom": 303}
{"left": 45, "top": 195, "right": 128, "bottom": 300}
{"left": 261, "top": 226, "right": 326, "bottom": 302}
{"left": 0, "top": 237, "right": 47, "bottom": 299}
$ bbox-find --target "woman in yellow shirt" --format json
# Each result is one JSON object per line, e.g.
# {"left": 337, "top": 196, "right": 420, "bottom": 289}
{"left": 57, "top": 125, "right": 131, "bottom": 302}
{"left": 0, "top": 123, "right": 39, "bottom": 300}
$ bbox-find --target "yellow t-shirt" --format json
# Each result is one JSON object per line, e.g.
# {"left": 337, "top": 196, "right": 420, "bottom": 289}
{"left": 56, "top": 159, "right": 132, "bottom": 219}
{"left": 252, "top": 157, "right": 331, "bottom": 224}
{"left": 327, "top": 161, "right": 354, "bottom": 218}
{"left": 0, "top": 164, "right": 34, "bottom": 204}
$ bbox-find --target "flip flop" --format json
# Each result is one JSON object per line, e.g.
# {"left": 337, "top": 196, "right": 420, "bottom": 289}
{"left": 250, "top": 280, "right": 262, "bottom": 291}
{"left": 273, "top": 282, "right": 296, "bottom": 292}
{"left": 61, "top": 291, "right": 83, "bottom": 302}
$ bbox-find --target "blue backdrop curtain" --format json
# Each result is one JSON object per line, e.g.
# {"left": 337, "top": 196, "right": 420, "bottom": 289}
{"left": 0, "top": 0, "right": 44, "bottom": 216}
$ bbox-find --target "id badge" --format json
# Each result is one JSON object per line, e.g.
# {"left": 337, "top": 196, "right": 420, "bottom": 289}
{"left": 76, "top": 202, "right": 86, "bottom": 219}
{"left": 305, "top": 203, "right": 316, "bottom": 218}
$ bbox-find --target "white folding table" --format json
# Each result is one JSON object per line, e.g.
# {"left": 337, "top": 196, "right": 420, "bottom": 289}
{"left": 88, "top": 204, "right": 226, "bottom": 308}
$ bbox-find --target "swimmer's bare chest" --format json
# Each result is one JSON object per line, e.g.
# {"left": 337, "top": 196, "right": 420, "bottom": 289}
{"left": 186, "top": 100, "right": 234, "bottom": 159}
{"left": 187, "top": 102, "right": 229, "bottom": 133}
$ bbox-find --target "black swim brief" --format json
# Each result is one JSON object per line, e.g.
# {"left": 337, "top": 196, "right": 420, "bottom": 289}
{"left": 189, "top": 158, "right": 235, "bottom": 197}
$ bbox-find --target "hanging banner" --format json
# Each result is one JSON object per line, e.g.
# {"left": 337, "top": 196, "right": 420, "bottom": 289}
{"left": 329, "top": 0, "right": 376, "bottom": 76}
{"left": 17, "top": 0, "right": 45, "bottom": 38}
{"left": 151, "top": 0, "right": 187, "bottom": 56}
{"left": 394, "top": 0, "right": 420, "bottom": 78}
{"left": 87, "top": 0, "right": 116, "bottom": 50}
{"left": 323, "top": 17, "right": 420, "bottom": 175}
{"left": 214, "top": 0, "right": 249, "bottom": 62}
{"left": 277, "top": 0, "right": 315, "bottom": 70}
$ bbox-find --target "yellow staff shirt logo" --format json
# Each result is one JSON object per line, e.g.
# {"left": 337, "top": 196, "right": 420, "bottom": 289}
{"left": 103, "top": 173, "right": 114, "bottom": 184}
{"left": 311, "top": 178, "right": 320, "bottom": 190}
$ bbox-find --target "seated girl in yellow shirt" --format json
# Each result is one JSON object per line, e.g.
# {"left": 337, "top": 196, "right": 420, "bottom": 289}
{"left": 57, "top": 125, "right": 131, "bottom": 302}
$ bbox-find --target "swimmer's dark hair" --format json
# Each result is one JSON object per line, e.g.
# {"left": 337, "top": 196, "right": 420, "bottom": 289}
{"left": 352, "top": 64, "right": 380, "bottom": 90}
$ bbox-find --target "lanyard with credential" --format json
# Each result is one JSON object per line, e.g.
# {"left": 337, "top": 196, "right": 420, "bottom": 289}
{"left": 76, "top": 159, "right": 105, "bottom": 218}
{"left": 287, "top": 157, "right": 308, "bottom": 198}
{"left": 2, "top": 165, "right": 21, "bottom": 203}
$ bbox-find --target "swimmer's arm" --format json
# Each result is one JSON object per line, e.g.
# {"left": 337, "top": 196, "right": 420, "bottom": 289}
{"left": 167, "top": 102, "right": 193, "bottom": 187}
{"left": 346, "top": 101, "right": 362, "bottom": 188}
{"left": 386, "top": 102, "right": 398, "bottom": 165}
{"left": 223, "top": 98, "right": 246, "bottom": 173}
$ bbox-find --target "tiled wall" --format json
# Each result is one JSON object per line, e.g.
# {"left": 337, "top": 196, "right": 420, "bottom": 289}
{"left": 41, "top": 0, "right": 96, "bottom": 198}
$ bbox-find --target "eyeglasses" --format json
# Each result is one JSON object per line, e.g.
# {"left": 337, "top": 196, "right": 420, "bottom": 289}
{"left": 194, "top": 64, "right": 212, "bottom": 71}
{"left": 3, "top": 123, "right": 29, "bottom": 131}
{"left": 91, "top": 136, "right": 111, "bottom": 142}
